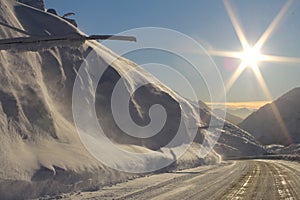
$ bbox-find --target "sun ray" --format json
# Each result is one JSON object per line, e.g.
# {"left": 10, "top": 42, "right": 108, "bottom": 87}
{"left": 223, "top": 0, "right": 249, "bottom": 49}
{"left": 254, "top": 0, "right": 294, "bottom": 50}
{"left": 261, "top": 54, "right": 300, "bottom": 64}
{"left": 225, "top": 62, "right": 247, "bottom": 92}
{"left": 209, "top": 50, "right": 300, "bottom": 65}
{"left": 251, "top": 64, "right": 272, "bottom": 100}
{"left": 208, "top": 49, "right": 242, "bottom": 59}
{"left": 251, "top": 66, "right": 293, "bottom": 144}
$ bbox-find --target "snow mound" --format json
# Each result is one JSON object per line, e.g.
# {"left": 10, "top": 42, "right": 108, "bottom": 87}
{"left": 214, "top": 123, "right": 265, "bottom": 159}
{"left": 266, "top": 144, "right": 300, "bottom": 155}
{"left": 0, "top": 0, "right": 264, "bottom": 199}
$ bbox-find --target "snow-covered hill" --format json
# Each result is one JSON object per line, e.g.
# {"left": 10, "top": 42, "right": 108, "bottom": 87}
{"left": 0, "top": 0, "right": 264, "bottom": 199}
{"left": 240, "top": 87, "right": 300, "bottom": 146}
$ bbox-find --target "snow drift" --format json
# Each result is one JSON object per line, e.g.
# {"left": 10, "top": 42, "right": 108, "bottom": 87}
{"left": 0, "top": 0, "right": 264, "bottom": 199}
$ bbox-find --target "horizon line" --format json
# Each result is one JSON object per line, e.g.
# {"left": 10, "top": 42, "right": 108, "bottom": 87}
{"left": 205, "top": 100, "right": 272, "bottom": 110}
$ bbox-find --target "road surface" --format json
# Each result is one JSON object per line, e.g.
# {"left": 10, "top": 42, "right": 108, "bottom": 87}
{"left": 65, "top": 160, "right": 300, "bottom": 200}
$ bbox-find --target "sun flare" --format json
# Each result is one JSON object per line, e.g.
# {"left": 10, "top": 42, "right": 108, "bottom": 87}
{"left": 241, "top": 47, "right": 262, "bottom": 68}
{"left": 207, "top": 0, "right": 298, "bottom": 146}
{"left": 209, "top": 0, "right": 299, "bottom": 95}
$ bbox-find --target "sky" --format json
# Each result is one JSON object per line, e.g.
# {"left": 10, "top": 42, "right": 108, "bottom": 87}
{"left": 45, "top": 0, "right": 300, "bottom": 108}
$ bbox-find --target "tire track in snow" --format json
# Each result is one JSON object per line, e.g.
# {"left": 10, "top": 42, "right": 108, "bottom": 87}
{"left": 270, "top": 163, "right": 297, "bottom": 199}
{"left": 63, "top": 160, "right": 300, "bottom": 200}
{"left": 221, "top": 161, "right": 257, "bottom": 199}
{"left": 116, "top": 164, "right": 228, "bottom": 200}
{"left": 222, "top": 160, "right": 299, "bottom": 200}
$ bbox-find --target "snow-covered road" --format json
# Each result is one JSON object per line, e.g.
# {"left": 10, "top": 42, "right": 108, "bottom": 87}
{"left": 62, "top": 160, "right": 300, "bottom": 200}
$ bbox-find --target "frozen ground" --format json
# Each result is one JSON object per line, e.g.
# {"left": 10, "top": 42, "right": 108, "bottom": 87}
{"left": 57, "top": 159, "right": 300, "bottom": 200}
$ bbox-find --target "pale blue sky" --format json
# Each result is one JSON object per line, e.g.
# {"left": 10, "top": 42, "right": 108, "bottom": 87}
{"left": 45, "top": 0, "right": 300, "bottom": 103}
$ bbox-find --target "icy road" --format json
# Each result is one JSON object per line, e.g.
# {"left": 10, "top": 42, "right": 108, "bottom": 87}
{"left": 65, "top": 160, "right": 300, "bottom": 200}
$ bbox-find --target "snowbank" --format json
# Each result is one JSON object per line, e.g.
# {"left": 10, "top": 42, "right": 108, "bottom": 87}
{"left": 0, "top": 0, "right": 264, "bottom": 199}
{"left": 266, "top": 144, "right": 300, "bottom": 155}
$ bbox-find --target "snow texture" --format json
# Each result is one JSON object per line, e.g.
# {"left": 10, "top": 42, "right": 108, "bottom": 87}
{"left": 0, "top": 0, "right": 265, "bottom": 199}
{"left": 266, "top": 144, "right": 300, "bottom": 154}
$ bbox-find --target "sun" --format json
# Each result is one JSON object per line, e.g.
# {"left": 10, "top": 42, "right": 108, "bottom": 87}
{"left": 207, "top": 0, "right": 298, "bottom": 146}
{"left": 208, "top": 0, "right": 300, "bottom": 94}
{"left": 241, "top": 46, "right": 262, "bottom": 68}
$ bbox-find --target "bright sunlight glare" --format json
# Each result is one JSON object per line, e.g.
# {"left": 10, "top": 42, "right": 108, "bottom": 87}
{"left": 209, "top": 0, "right": 299, "bottom": 94}
{"left": 211, "top": 0, "right": 296, "bottom": 145}
{"left": 241, "top": 47, "right": 262, "bottom": 68}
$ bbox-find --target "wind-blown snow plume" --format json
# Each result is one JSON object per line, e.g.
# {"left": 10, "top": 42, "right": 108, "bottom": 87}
{"left": 0, "top": 0, "right": 265, "bottom": 199}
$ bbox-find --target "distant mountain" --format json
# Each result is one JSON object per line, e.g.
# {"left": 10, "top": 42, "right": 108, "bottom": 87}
{"left": 239, "top": 87, "right": 300, "bottom": 146}
{"left": 213, "top": 109, "right": 243, "bottom": 125}
{"left": 227, "top": 108, "right": 254, "bottom": 119}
